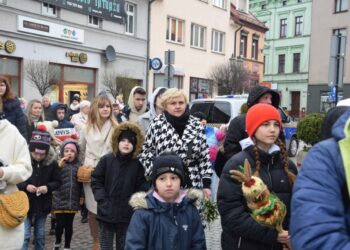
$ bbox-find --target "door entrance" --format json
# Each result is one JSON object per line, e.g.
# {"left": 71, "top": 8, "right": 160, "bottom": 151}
{"left": 291, "top": 91, "right": 300, "bottom": 118}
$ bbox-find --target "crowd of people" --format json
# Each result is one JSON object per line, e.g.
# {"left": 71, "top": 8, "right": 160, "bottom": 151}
{"left": 1, "top": 74, "right": 350, "bottom": 250}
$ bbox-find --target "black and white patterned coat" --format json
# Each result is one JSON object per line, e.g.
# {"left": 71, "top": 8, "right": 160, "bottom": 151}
{"left": 139, "top": 114, "right": 212, "bottom": 189}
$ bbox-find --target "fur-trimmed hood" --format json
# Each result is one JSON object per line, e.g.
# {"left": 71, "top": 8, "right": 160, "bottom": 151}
{"left": 111, "top": 122, "right": 144, "bottom": 158}
{"left": 129, "top": 189, "right": 203, "bottom": 210}
{"left": 43, "top": 146, "right": 57, "bottom": 166}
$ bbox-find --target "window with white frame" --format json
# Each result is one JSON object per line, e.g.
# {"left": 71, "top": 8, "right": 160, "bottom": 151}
{"left": 191, "top": 24, "right": 206, "bottom": 49}
{"left": 211, "top": 30, "right": 225, "bottom": 53}
{"left": 166, "top": 17, "right": 184, "bottom": 44}
{"left": 88, "top": 15, "right": 100, "bottom": 27}
{"left": 213, "top": 0, "right": 225, "bottom": 9}
{"left": 42, "top": 2, "right": 57, "bottom": 17}
{"left": 335, "top": 0, "right": 348, "bottom": 12}
{"left": 125, "top": 2, "right": 135, "bottom": 35}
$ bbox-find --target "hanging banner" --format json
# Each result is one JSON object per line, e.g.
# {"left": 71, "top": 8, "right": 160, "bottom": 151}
{"left": 36, "top": 0, "right": 126, "bottom": 23}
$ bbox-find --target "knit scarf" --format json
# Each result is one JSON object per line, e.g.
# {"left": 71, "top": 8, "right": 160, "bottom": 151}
{"left": 164, "top": 107, "right": 190, "bottom": 137}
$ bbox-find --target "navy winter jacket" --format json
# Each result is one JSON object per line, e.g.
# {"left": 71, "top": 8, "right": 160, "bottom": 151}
{"left": 3, "top": 97, "right": 27, "bottom": 139}
{"left": 125, "top": 191, "right": 207, "bottom": 250}
{"left": 51, "top": 103, "right": 74, "bottom": 129}
{"left": 291, "top": 109, "right": 350, "bottom": 249}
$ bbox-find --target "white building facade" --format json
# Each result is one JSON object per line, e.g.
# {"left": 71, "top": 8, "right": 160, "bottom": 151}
{"left": 0, "top": 0, "right": 148, "bottom": 103}
{"left": 148, "top": 0, "right": 243, "bottom": 100}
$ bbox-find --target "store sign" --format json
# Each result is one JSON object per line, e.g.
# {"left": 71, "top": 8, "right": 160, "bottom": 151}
{"left": 0, "top": 40, "right": 16, "bottom": 53}
{"left": 18, "top": 16, "right": 84, "bottom": 43}
{"left": 36, "top": 0, "right": 126, "bottom": 23}
{"left": 66, "top": 51, "right": 88, "bottom": 64}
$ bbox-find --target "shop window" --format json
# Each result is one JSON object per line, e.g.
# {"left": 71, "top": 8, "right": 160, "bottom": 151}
{"left": 190, "top": 77, "right": 212, "bottom": 101}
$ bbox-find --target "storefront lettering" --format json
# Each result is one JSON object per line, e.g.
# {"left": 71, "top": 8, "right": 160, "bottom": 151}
{"left": 65, "top": 51, "right": 88, "bottom": 64}
{"left": 0, "top": 40, "right": 16, "bottom": 54}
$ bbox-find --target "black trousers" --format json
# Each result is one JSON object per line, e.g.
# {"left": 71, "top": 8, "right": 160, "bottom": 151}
{"left": 55, "top": 213, "right": 76, "bottom": 249}
{"left": 99, "top": 221, "right": 129, "bottom": 250}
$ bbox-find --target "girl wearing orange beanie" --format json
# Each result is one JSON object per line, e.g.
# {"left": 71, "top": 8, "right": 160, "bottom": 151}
{"left": 217, "top": 103, "right": 297, "bottom": 250}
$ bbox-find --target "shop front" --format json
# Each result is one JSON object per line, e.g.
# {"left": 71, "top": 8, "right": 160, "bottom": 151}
{"left": 49, "top": 64, "right": 96, "bottom": 104}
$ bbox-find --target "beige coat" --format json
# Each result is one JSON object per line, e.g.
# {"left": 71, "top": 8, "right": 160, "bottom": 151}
{"left": 0, "top": 120, "right": 32, "bottom": 250}
{"left": 80, "top": 120, "right": 114, "bottom": 214}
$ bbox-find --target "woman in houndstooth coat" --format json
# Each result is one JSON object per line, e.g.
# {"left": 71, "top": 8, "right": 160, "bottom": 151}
{"left": 139, "top": 88, "right": 212, "bottom": 199}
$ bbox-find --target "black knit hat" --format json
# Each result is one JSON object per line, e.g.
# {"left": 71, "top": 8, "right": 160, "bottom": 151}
{"left": 29, "top": 129, "right": 51, "bottom": 153}
{"left": 118, "top": 130, "right": 137, "bottom": 148}
{"left": 152, "top": 152, "right": 184, "bottom": 186}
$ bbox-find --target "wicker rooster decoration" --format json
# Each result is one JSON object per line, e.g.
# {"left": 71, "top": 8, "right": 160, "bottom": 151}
{"left": 230, "top": 159, "right": 287, "bottom": 233}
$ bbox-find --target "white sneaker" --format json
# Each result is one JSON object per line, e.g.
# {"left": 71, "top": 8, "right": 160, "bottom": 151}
{"left": 53, "top": 242, "right": 61, "bottom": 250}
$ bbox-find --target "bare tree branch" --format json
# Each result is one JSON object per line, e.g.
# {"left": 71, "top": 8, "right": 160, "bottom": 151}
{"left": 25, "top": 60, "right": 59, "bottom": 96}
{"left": 102, "top": 71, "right": 139, "bottom": 100}
{"left": 209, "top": 60, "right": 250, "bottom": 95}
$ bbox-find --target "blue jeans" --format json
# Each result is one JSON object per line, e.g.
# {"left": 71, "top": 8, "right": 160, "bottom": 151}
{"left": 22, "top": 214, "right": 47, "bottom": 250}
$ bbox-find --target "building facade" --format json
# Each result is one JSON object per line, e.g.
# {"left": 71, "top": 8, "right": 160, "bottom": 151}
{"left": 230, "top": 3, "right": 267, "bottom": 88}
{"left": 308, "top": 0, "right": 350, "bottom": 113}
{"left": 250, "top": 0, "right": 312, "bottom": 117}
{"left": 0, "top": 0, "right": 148, "bottom": 104}
{"left": 148, "top": 0, "right": 243, "bottom": 100}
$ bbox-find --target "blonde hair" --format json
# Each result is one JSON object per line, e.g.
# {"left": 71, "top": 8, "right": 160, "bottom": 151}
{"left": 26, "top": 99, "right": 44, "bottom": 126}
{"left": 160, "top": 88, "right": 188, "bottom": 110}
{"left": 86, "top": 95, "right": 118, "bottom": 131}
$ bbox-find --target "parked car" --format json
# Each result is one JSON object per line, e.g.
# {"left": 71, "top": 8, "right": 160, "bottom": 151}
{"left": 190, "top": 95, "right": 299, "bottom": 157}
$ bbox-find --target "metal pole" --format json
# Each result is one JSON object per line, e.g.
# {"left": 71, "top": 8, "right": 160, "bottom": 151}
{"left": 335, "top": 33, "right": 341, "bottom": 105}
{"left": 167, "top": 49, "right": 170, "bottom": 88}
{"left": 146, "top": 0, "right": 155, "bottom": 95}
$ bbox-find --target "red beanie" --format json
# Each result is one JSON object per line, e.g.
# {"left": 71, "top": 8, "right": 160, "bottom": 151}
{"left": 246, "top": 103, "right": 281, "bottom": 137}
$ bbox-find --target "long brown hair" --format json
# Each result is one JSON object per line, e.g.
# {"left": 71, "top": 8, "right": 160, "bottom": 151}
{"left": 0, "top": 77, "right": 16, "bottom": 101}
{"left": 26, "top": 99, "right": 45, "bottom": 126}
{"left": 86, "top": 95, "right": 117, "bottom": 131}
{"left": 252, "top": 138, "right": 296, "bottom": 186}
